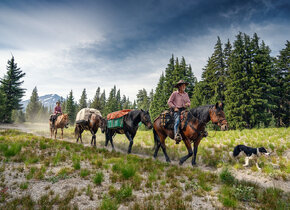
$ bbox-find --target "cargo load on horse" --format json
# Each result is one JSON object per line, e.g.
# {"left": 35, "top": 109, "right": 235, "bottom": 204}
{"left": 106, "top": 109, "right": 132, "bottom": 129}
{"left": 75, "top": 108, "right": 106, "bottom": 146}
{"left": 76, "top": 108, "right": 102, "bottom": 125}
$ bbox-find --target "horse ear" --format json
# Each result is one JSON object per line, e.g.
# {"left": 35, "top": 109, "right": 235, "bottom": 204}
{"left": 215, "top": 102, "right": 219, "bottom": 109}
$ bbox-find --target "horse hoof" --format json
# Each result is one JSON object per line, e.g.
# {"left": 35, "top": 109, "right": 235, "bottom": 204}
{"left": 166, "top": 159, "right": 171, "bottom": 163}
{"left": 179, "top": 161, "right": 183, "bottom": 165}
{"left": 192, "top": 162, "right": 197, "bottom": 166}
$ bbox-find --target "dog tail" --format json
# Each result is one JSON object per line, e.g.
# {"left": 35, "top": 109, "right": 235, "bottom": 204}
{"left": 233, "top": 145, "right": 242, "bottom": 157}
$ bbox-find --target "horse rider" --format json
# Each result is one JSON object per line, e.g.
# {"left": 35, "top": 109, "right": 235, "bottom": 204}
{"left": 51, "top": 101, "right": 62, "bottom": 128}
{"left": 167, "top": 80, "right": 191, "bottom": 144}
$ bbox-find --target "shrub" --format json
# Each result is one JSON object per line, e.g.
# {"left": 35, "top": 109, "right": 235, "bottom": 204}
{"left": 234, "top": 184, "right": 255, "bottom": 202}
{"left": 80, "top": 169, "right": 90, "bottom": 178}
{"left": 121, "top": 164, "right": 136, "bottom": 179}
{"left": 100, "top": 195, "right": 118, "bottom": 210}
{"left": 93, "top": 172, "right": 104, "bottom": 185}
{"left": 220, "top": 168, "right": 235, "bottom": 185}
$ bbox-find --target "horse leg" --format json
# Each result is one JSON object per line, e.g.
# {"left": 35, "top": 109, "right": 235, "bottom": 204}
{"left": 54, "top": 128, "right": 57, "bottom": 140}
{"left": 80, "top": 129, "right": 84, "bottom": 144}
{"left": 179, "top": 139, "right": 193, "bottom": 165}
{"left": 158, "top": 135, "right": 171, "bottom": 162}
{"left": 153, "top": 130, "right": 164, "bottom": 160}
{"left": 125, "top": 131, "right": 134, "bottom": 154}
{"left": 192, "top": 138, "right": 202, "bottom": 166}
{"left": 61, "top": 128, "right": 63, "bottom": 139}
{"left": 109, "top": 132, "right": 115, "bottom": 150}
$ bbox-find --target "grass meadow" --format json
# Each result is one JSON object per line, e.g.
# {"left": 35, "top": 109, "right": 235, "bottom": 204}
{"left": 0, "top": 125, "right": 289, "bottom": 209}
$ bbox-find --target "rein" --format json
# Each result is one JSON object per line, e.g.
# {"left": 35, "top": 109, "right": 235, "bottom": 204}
{"left": 182, "top": 111, "right": 206, "bottom": 142}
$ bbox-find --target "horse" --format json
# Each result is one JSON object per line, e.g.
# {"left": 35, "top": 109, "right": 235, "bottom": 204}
{"left": 105, "top": 109, "right": 153, "bottom": 154}
{"left": 49, "top": 114, "right": 69, "bottom": 139}
{"left": 74, "top": 113, "right": 106, "bottom": 146}
{"left": 153, "top": 102, "right": 228, "bottom": 166}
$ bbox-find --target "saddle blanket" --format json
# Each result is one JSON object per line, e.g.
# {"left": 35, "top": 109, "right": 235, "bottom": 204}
{"left": 76, "top": 108, "right": 102, "bottom": 124}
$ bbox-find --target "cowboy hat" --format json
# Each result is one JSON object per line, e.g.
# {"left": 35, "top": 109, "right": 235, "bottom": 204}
{"left": 174, "top": 80, "right": 189, "bottom": 88}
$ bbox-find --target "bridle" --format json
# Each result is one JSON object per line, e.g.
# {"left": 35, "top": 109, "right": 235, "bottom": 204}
{"left": 210, "top": 108, "right": 227, "bottom": 127}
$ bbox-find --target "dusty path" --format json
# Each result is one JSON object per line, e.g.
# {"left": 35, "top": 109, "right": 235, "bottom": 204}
{"left": 1, "top": 123, "right": 289, "bottom": 193}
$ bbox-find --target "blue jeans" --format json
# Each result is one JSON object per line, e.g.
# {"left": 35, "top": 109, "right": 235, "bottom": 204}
{"left": 174, "top": 111, "right": 180, "bottom": 136}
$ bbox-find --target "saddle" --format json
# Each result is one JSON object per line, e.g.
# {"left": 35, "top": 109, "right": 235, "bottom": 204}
{"left": 160, "top": 110, "right": 187, "bottom": 130}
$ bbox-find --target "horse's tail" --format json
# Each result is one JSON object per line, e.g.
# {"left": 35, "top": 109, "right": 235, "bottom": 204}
{"left": 152, "top": 128, "right": 160, "bottom": 151}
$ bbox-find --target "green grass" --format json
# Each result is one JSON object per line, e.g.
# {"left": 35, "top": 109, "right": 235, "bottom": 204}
{"left": 0, "top": 128, "right": 289, "bottom": 209}
{"left": 93, "top": 171, "right": 104, "bottom": 185}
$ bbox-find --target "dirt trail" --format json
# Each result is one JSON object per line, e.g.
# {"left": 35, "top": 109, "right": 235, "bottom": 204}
{"left": 1, "top": 123, "right": 289, "bottom": 193}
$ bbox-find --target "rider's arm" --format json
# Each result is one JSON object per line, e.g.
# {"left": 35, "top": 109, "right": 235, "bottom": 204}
{"left": 167, "top": 92, "right": 176, "bottom": 108}
{"left": 184, "top": 93, "right": 191, "bottom": 107}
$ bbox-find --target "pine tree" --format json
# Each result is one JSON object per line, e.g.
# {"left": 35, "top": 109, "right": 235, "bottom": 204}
{"left": 0, "top": 89, "right": 5, "bottom": 121}
{"left": 273, "top": 40, "right": 290, "bottom": 126}
{"left": 99, "top": 90, "right": 106, "bottom": 114}
{"left": 66, "top": 90, "right": 76, "bottom": 125}
{"left": 149, "top": 72, "right": 167, "bottom": 119}
{"left": 104, "top": 86, "right": 118, "bottom": 115}
{"left": 201, "top": 37, "right": 226, "bottom": 103}
{"left": 116, "top": 89, "right": 121, "bottom": 110}
{"left": 90, "top": 87, "right": 101, "bottom": 110}
{"left": 225, "top": 32, "right": 249, "bottom": 129}
{"left": 78, "top": 88, "right": 87, "bottom": 110}
{"left": 0, "top": 56, "right": 25, "bottom": 122}
{"left": 137, "top": 89, "right": 150, "bottom": 110}
{"left": 26, "top": 87, "right": 42, "bottom": 121}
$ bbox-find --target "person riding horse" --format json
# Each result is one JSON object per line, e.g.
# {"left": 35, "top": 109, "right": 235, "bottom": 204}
{"left": 167, "top": 80, "right": 191, "bottom": 144}
{"left": 50, "top": 101, "right": 62, "bottom": 128}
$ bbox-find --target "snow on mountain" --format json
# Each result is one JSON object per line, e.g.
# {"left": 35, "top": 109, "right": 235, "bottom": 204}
{"left": 21, "top": 94, "right": 62, "bottom": 111}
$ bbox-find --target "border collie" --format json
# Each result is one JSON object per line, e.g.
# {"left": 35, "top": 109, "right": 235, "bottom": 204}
{"left": 233, "top": 145, "right": 270, "bottom": 170}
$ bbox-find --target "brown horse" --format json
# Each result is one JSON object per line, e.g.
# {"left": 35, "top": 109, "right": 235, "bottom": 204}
{"left": 153, "top": 103, "right": 228, "bottom": 166}
{"left": 49, "top": 114, "right": 69, "bottom": 139}
{"left": 74, "top": 113, "right": 106, "bottom": 146}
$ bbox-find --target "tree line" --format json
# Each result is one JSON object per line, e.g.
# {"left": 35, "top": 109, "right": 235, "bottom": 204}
{"left": 150, "top": 32, "right": 289, "bottom": 129}
{"left": 1, "top": 32, "right": 289, "bottom": 129}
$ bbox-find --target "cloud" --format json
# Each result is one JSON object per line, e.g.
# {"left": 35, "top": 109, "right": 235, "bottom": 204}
{"left": 0, "top": 0, "right": 289, "bottom": 102}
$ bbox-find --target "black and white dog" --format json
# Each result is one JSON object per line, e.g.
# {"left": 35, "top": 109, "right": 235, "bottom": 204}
{"left": 233, "top": 145, "right": 270, "bottom": 170}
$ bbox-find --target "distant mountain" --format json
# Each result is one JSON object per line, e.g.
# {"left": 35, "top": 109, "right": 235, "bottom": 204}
{"left": 21, "top": 94, "right": 62, "bottom": 111}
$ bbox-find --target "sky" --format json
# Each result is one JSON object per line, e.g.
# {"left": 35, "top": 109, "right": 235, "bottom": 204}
{"left": 0, "top": 0, "right": 289, "bottom": 101}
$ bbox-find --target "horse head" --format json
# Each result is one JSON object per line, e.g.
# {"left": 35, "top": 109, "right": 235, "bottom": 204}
{"left": 209, "top": 103, "right": 228, "bottom": 131}
{"left": 100, "top": 117, "right": 107, "bottom": 133}
{"left": 140, "top": 109, "right": 153, "bottom": 129}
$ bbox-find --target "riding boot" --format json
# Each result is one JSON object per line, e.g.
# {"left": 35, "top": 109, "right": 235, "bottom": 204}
{"left": 174, "top": 129, "right": 182, "bottom": 144}
{"left": 174, "top": 111, "right": 182, "bottom": 144}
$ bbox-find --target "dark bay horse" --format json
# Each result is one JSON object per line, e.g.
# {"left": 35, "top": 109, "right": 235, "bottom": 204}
{"left": 153, "top": 103, "right": 228, "bottom": 166}
{"left": 105, "top": 109, "right": 153, "bottom": 154}
{"left": 75, "top": 114, "right": 106, "bottom": 146}
{"left": 49, "top": 114, "right": 69, "bottom": 139}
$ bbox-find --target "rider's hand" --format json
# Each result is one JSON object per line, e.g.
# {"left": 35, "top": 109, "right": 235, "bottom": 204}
{"left": 174, "top": 107, "right": 179, "bottom": 112}
{"left": 185, "top": 102, "right": 190, "bottom": 107}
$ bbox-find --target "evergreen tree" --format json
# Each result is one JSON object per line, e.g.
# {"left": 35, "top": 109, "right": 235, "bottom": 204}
{"left": 26, "top": 87, "right": 42, "bottom": 121}
{"left": 90, "top": 87, "right": 101, "bottom": 110}
{"left": 191, "top": 81, "right": 208, "bottom": 108}
{"left": 149, "top": 72, "right": 167, "bottom": 119}
{"left": 99, "top": 90, "right": 106, "bottom": 114}
{"left": 225, "top": 32, "right": 249, "bottom": 129}
{"left": 66, "top": 90, "right": 76, "bottom": 125}
{"left": 0, "top": 56, "right": 25, "bottom": 122}
{"left": 104, "top": 86, "right": 118, "bottom": 115}
{"left": 137, "top": 88, "right": 150, "bottom": 110}
{"left": 201, "top": 37, "right": 226, "bottom": 103}
{"left": 78, "top": 88, "right": 87, "bottom": 110}
{"left": 0, "top": 89, "right": 5, "bottom": 121}
{"left": 273, "top": 40, "right": 290, "bottom": 126}
{"left": 116, "top": 89, "right": 121, "bottom": 110}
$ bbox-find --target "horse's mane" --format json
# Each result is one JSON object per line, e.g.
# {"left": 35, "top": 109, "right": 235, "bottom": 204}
{"left": 189, "top": 105, "right": 214, "bottom": 123}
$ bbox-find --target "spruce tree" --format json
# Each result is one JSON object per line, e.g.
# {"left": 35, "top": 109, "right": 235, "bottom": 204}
{"left": 0, "top": 56, "right": 25, "bottom": 122}
{"left": 137, "top": 89, "right": 150, "bottom": 110}
{"left": 66, "top": 90, "right": 76, "bottom": 125}
{"left": 90, "top": 87, "right": 101, "bottom": 110}
{"left": 273, "top": 41, "right": 290, "bottom": 126}
{"left": 99, "top": 90, "right": 106, "bottom": 114}
{"left": 225, "top": 32, "right": 249, "bottom": 129}
{"left": 78, "top": 88, "right": 87, "bottom": 110}
{"left": 26, "top": 87, "right": 42, "bottom": 121}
